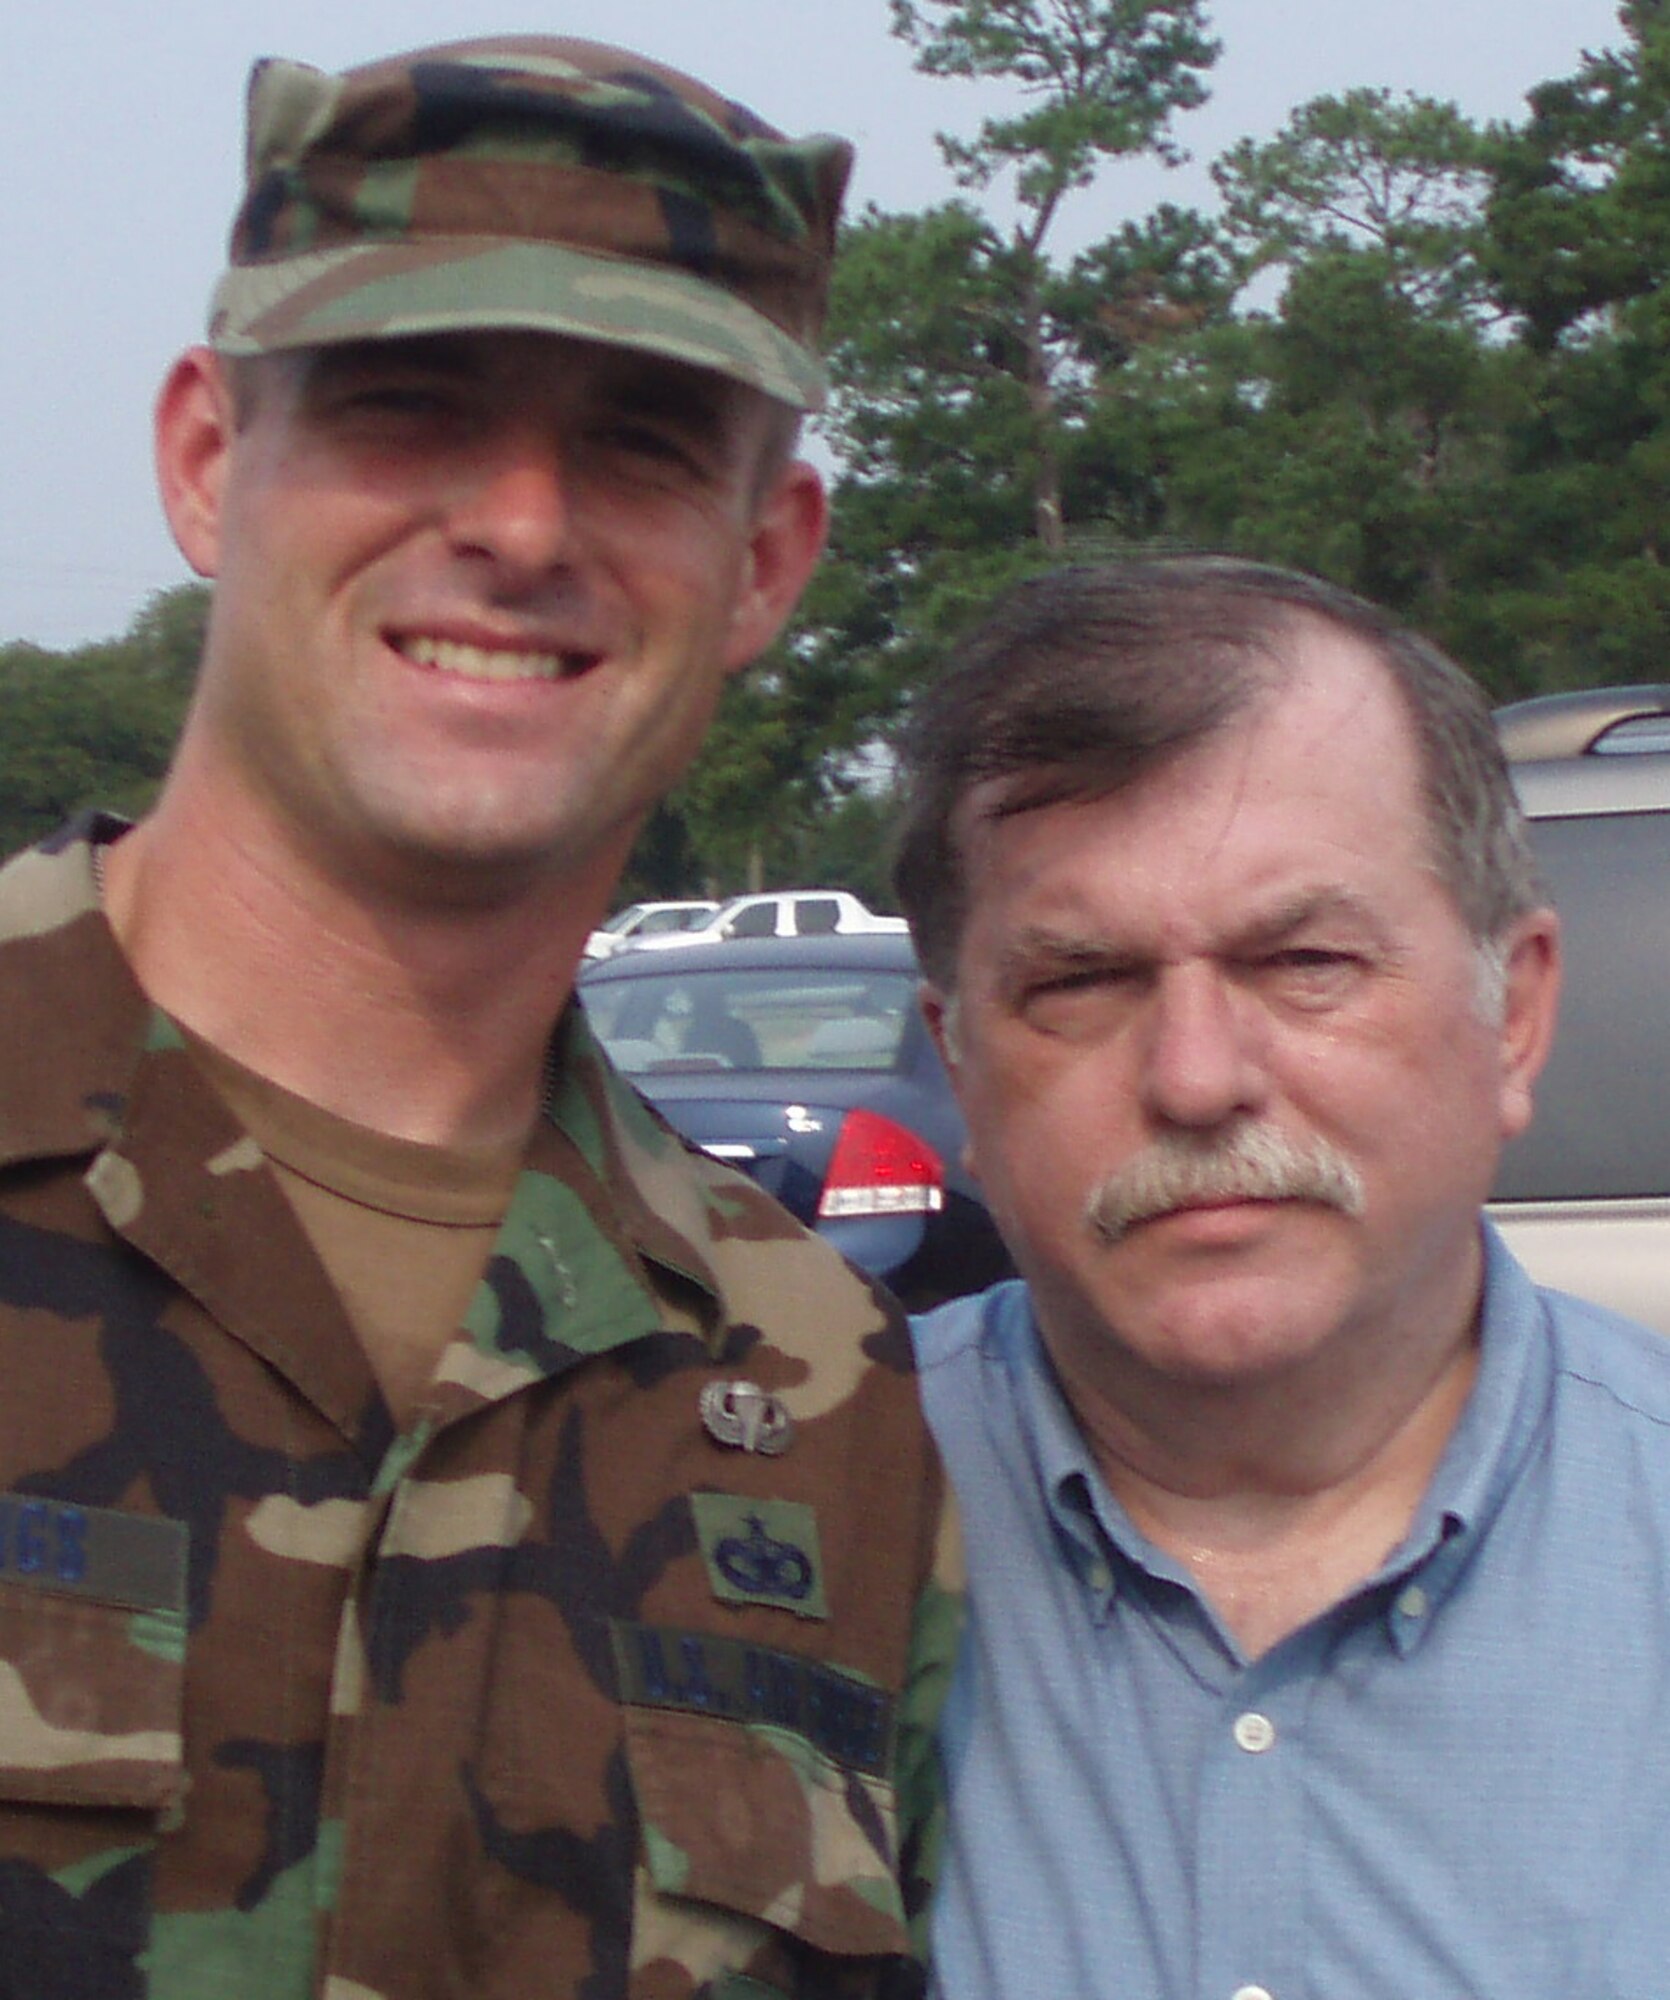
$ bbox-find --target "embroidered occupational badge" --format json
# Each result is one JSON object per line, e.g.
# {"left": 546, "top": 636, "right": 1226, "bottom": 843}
{"left": 698, "top": 1378, "right": 794, "bottom": 1455}
{"left": 691, "top": 1493, "right": 828, "bottom": 1620}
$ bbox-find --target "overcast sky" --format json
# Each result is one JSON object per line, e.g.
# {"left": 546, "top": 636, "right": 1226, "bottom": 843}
{"left": 1, "top": 0, "right": 1624, "bottom": 650}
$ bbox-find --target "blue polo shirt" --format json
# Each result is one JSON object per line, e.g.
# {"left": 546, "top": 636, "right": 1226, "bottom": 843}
{"left": 913, "top": 1227, "right": 1670, "bottom": 2000}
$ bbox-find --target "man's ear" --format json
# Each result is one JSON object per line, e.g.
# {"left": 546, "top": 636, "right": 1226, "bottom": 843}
{"left": 721, "top": 458, "right": 828, "bottom": 675}
{"left": 154, "top": 347, "right": 237, "bottom": 580}
{"left": 1495, "top": 909, "right": 1562, "bottom": 1141}
{"left": 920, "top": 981, "right": 981, "bottom": 1180}
{"left": 920, "top": 981, "right": 958, "bottom": 1075}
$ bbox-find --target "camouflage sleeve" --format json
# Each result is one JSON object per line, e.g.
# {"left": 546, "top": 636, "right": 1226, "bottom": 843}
{"left": 892, "top": 1494, "right": 966, "bottom": 1959}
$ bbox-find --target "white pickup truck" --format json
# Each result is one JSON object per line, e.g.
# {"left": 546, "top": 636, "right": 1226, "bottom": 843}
{"left": 628, "top": 888, "right": 909, "bottom": 950}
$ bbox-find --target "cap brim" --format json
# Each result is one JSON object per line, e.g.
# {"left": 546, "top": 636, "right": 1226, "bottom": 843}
{"left": 208, "top": 237, "right": 827, "bottom": 412}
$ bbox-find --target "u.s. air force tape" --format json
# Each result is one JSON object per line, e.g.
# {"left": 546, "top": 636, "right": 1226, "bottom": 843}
{"left": 611, "top": 1620, "right": 894, "bottom": 1778}
{"left": 0, "top": 1494, "right": 188, "bottom": 1612}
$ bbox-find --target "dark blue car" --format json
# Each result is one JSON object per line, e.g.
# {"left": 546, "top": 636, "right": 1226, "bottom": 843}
{"left": 578, "top": 931, "right": 1013, "bottom": 1308}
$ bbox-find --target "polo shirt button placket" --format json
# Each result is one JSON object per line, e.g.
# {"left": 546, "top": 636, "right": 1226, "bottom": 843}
{"left": 1199, "top": 1679, "right": 1299, "bottom": 2000}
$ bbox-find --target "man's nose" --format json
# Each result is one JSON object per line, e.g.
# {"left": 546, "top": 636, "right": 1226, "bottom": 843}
{"left": 446, "top": 429, "right": 578, "bottom": 578}
{"left": 1137, "top": 963, "right": 1268, "bottom": 1130}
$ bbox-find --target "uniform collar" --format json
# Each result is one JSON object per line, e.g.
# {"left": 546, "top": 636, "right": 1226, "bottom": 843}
{"left": 539, "top": 1003, "right": 724, "bottom": 1322}
{"left": 0, "top": 817, "right": 729, "bottom": 1368}
{"left": 0, "top": 815, "right": 730, "bottom": 1318}
{"left": 0, "top": 814, "right": 148, "bottom": 1166}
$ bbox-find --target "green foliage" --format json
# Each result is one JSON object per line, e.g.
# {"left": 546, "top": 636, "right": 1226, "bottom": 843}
{"left": 879, "top": 0, "right": 1223, "bottom": 560}
{"left": 1470, "top": 4, "right": 1670, "bottom": 684}
{"left": 778, "top": 0, "right": 1228, "bottom": 836}
{"left": 805, "top": 15, "right": 1670, "bottom": 722}
{"left": 0, "top": 583, "right": 205, "bottom": 857}
{"left": 891, "top": 0, "right": 1220, "bottom": 209}
{"left": 1487, "top": 0, "right": 1670, "bottom": 345}
{"left": 1214, "top": 88, "right": 1497, "bottom": 314}
{"left": 125, "top": 585, "right": 213, "bottom": 695}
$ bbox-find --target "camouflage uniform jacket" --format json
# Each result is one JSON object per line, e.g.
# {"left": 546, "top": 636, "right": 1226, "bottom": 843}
{"left": 0, "top": 818, "right": 960, "bottom": 2000}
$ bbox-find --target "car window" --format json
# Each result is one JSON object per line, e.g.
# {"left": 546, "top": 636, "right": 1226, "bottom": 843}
{"left": 1494, "top": 808, "right": 1670, "bottom": 1201}
{"left": 723, "top": 903, "right": 778, "bottom": 939}
{"left": 582, "top": 968, "right": 917, "bottom": 1074}
{"left": 796, "top": 899, "right": 842, "bottom": 935}
{"left": 636, "top": 907, "right": 700, "bottom": 936}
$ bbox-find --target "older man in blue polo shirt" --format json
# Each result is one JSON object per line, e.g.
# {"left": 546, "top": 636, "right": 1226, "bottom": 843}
{"left": 896, "top": 556, "right": 1670, "bottom": 2000}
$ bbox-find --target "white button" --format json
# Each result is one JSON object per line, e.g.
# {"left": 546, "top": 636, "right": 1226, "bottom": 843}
{"left": 1231, "top": 1986, "right": 1275, "bottom": 2000}
{"left": 1085, "top": 1558, "right": 1113, "bottom": 1594}
{"left": 1233, "top": 1711, "right": 1276, "bottom": 1753}
{"left": 1396, "top": 1584, "right": 1428, "bottom": 1619}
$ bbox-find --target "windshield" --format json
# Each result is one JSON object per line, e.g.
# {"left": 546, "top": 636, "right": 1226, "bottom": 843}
{"left": 582, "top": 966, "right": 917, "bottom": 1075}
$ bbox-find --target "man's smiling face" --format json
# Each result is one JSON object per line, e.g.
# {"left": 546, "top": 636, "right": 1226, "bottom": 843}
{"left": 156, "top": 330, "right": 823, "bottom": 898}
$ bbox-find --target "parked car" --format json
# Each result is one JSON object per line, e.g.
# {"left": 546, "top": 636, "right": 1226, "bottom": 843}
{"left": 628, "top": 888, "right": 909, "bottom": 951}
{"left": 577, "top": 932, "right": 1012, "bottom": 1308}
{"left": 581, "top": 899, "right": 720, "bottom": 961}
{"left": 1489, "top": 685, "right": 1670, "bottom": 1334}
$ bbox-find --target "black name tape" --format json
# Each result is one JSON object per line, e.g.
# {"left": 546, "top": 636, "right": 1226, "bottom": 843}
{"left": 612, "top": 1620, "right": 895, "bottom": 1779}
{"left": 0, "top": 1494, "right": 188, "bottom": 1613}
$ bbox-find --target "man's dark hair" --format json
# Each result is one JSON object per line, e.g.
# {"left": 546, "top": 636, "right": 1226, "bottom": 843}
{"left": 893, "top": 557, "right": 1544, "bottom": 991}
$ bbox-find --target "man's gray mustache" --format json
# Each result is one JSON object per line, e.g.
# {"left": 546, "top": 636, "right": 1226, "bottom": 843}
{"left": 1085, "top": 1125, "right": 1367, "bottom": 1246}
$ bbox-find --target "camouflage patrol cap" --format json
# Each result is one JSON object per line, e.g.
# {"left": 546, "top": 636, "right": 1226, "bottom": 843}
{"left": 206, "top": 37, "right": 853, "bottom": 410}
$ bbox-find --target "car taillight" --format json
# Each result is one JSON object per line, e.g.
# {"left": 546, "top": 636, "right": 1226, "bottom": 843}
{"left": 817, "top": 1107, "right": 947, "bottom": 1219}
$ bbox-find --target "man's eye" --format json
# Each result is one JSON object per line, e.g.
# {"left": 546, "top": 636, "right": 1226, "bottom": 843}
{"left": 312, "top": 371, "right": 467, "bottom": 421}
{"left": 1039, "top": 966, "right": 1121, "bottom": 994}
{"left": 1019, "top": 967, "right": 1135, "bottom": 1035}
{"left": 348, "top": 385, "right": 457, "bottom": 416}
{"left": 1256, "top": 948, "right": 1364, "bottom": 999}
{"left": 598, "top": 406, "right": 729, "bottom": 472}
{"left": 601, "top": 421, "right": 701, "bottom": 465}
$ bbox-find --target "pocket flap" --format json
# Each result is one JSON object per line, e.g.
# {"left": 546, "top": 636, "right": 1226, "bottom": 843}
{"left": 621, "top": 1703, "right": 910, "bottom": 1960}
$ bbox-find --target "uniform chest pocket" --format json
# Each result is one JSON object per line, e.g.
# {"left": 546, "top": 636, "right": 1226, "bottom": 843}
{"left": 614, "top": 1622, "right": 915, "bottom": 1999}
{"left": 0, "top": 1585, "right": 186, "bottom": 1809}
{"left": 0, "top": 1501, "right": 188, "bottom": 1979}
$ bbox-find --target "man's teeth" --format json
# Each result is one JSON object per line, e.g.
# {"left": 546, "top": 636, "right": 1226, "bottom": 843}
{"left": 402, "top": 636, "right": 578, "bottom": 681}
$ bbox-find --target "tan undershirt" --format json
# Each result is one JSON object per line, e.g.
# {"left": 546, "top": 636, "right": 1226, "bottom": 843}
{"left": 185, "top": 1034, "right": 526, "bottom": 1428}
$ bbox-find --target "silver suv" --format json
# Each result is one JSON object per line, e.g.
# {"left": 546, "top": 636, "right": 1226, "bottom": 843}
{"left": 1489, "top": 687, "right": 1670, "bottom": 1334}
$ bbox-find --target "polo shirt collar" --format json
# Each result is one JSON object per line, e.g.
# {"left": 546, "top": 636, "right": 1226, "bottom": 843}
{"left": 991, "top": 1227, "right": 1557, "bottom": 1654}
{"left": 1378, "top": 1222, "right": 1556, "bottom": 1651}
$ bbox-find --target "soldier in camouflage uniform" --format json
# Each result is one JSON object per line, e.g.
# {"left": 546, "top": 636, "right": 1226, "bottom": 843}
{"left": 0, "top": 37, "right": 958, "bottom": 2000}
